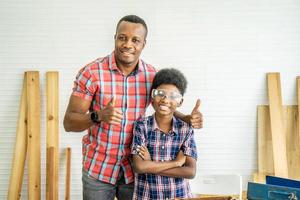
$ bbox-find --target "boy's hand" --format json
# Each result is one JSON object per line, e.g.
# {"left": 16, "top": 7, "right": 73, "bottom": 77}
{"left": 174, "top": 151, "right": 186, "bottom": 167}
{"left": 136, "top": 145, "right": 151, "bottom": 160}
{"left": 186, "top": 99, "right": 203, "bottom": 129}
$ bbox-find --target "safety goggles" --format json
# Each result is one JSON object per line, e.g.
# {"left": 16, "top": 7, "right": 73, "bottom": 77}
{"left": 151, "top": 89, "right": 183, "bottom": 105}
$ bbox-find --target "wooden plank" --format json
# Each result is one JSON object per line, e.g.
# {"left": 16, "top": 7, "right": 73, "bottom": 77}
{"left": 297, "top": 77, "right": 300, "bottom": 148}
{"left": 253, "top": 172, "right": 267, "bottom": 184}
{"left": 46, "top": 72, "right": 59, "bottom": 200}
{"left": 258, "top": 105, "right": 300, "bottom": 179}
{"left": 267, "top": 73, "right": 288, "bottom": 177}
{"left": 7, "top": 73, "right": 28, "bottom": 200}
{"left": 284, "top": 106, "right": 300, "bottom": 179}
{"left": 26, "top": 71, "right": 41, "bottom": 200}
{"left": 47, "top": 147, "right": 55, "bottom": 200}
{"left": 257, "top": 106, "right": 274, "bottom": 174}
{"left": 65, "top": 147, "right": 71, "bottom": 200}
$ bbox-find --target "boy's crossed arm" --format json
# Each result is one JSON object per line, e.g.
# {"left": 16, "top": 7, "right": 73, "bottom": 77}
{"left": 156, "top": 156, "right": 196, "bottom": 179}
{"left": 132, "top": 145, "right": 196, "bottom": 179}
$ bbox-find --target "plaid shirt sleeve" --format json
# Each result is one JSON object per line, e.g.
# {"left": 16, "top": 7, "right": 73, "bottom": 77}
{"left": 131, "top": 120, "right": 147, "bottom": 155}
{"left": 181, "top": 127, "right": 198, "bottom": 160}
{"left": 72, "top": 66, "right": 97, "bottom": 101}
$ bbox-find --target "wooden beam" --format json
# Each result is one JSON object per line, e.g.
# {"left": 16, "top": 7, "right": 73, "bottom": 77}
{"left": 257, "top": 105, "right": 274, "bottom": 174}
{"left": 46, "top": 72, "right": 59, "bottom": 200}
{"left": 267, "top": 73, "right": 288, "bottom": 177}
{"left": 7, "top": 73, "right": 28, "bottom": 200}
{"left": 297, "top": 77, "right": 300, "bottom": 148}
{"left": 47, "top": 147, "right": 55, "bottom": 200}
{"left": 258, "top": 105, "right": 300, "bottom": 179}
{"left": 65, "top": 148, "right": 71, "bottom": 200}
{"left": 284, "top": 106, "right": 300, "bottom": 179}
{"left": 26, "top": 71, "right": 41, "bottom": 200}
{"left": 253, "top": 172, "right": 267, "bottom": 184}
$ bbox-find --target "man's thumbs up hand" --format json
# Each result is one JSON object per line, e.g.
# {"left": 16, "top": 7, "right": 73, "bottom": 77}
{"left": 98, "top": 96, "right": 123, "bottom": 125}
{"left": 189, "top": 99, "right": 203, "bottom": 129}
{"left": 192, "top": 99, "right": 201, "bottom": 114}
{"left": 107, "top": 96, "right": 116, "bottom": 107}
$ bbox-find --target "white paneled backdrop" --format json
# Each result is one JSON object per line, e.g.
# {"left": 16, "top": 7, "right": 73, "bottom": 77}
{"left": 1, "top": 0, "right": 300, "bottom": 199}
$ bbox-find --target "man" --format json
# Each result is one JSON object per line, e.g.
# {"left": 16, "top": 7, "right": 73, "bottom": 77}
{"left": 63, "top": 15, "right": 203, "bottom": 200}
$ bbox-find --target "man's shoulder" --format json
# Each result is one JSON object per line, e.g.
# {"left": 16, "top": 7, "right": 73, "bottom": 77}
{"left": 76, "top": 56, "right": 109, "bottom": 78}
{"left": 140, "top": 59, "right": 157, "bottom": 73}
{"left": 84, "top": 55, "right": 109, "bottom": 70}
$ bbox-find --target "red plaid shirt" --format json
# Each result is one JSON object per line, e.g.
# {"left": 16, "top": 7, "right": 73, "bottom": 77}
{"left": 72, "top": 52, "right": 156, "bottom": 184}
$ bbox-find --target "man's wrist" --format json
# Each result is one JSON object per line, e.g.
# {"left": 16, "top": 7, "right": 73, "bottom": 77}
{"left": 90, "top": 111, "right": 101, "bottom": 123}
{"left": 183, "top": 115, "right": 191, "bottom": 124}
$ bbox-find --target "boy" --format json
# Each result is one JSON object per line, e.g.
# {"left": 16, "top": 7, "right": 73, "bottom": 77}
{"left": 131, "top": 68, "right": 198, "bottom": 200}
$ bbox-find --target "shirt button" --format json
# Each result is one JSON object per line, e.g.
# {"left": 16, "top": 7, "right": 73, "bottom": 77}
{"left": 162, "top": 146, "right": 165, "bottom": 149}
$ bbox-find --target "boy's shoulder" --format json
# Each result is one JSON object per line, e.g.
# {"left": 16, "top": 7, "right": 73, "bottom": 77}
{"left": 134, "top": 115, "right": 155, "bottom": 126}
{"left": 134, "top": 115, "right": 193, "bottom": 134}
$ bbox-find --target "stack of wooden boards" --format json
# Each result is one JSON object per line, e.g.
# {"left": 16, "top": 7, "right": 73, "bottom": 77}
{"left": 7, "top": 71, "right": 71, "bottom": 200}
{"left": 255, "top": 73, "right": 300, "bottom": 181}
{"left": 248, "top": 73, "right": 300, "bottom": 199}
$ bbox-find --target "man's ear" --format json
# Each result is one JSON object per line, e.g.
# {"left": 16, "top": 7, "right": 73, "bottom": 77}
{"left": 142, "top": 39, "right": 146, "bottom": 48}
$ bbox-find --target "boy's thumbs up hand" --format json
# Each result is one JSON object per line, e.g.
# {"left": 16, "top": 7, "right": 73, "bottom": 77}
{"left": 98, "top": 96, "right": 123, "bottom": 125}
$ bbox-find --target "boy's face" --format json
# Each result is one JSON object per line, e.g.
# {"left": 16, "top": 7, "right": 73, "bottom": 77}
{"left": 151, "top": 84, "right": 183, "bottom": 117}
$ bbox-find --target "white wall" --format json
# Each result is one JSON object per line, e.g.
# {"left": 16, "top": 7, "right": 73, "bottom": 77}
{"left": 1, "top": 0, "right": 300, "bottom": 199}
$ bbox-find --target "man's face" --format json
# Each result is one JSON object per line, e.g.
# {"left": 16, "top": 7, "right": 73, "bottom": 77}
{"left": 114, "top": 21, "right": 146, "bottom": 68}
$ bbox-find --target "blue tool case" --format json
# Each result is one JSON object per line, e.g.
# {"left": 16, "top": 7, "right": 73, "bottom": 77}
{"left": 247, "top": 176, "right": 300, "bottom": 200}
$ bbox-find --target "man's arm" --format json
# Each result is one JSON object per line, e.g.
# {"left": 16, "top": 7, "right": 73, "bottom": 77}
{"left": 174, "top": 99, "right": 203, "bottom": 129}
{"left": 157, "top": 156, "right": 196, "bottom": 179}
{"left": 64, "top": 95, "right": 123, "bottom": 132}
{"left": 63, "top": 95, "right": 94, "bottom": 132}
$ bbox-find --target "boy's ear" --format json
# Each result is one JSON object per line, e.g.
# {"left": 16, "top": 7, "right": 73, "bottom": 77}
{"left": 150, "top": 97, "right": 154, "bottom": 105}
{"left": 177, "top": 98, "right": 184, "bottom": 107}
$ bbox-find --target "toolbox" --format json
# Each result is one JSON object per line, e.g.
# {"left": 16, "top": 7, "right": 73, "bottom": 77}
{"left": 266, "top": 175, "right": 300, "bottom": 189}
{"left": 247, "top": 176, "right": 300, "bottom": 200}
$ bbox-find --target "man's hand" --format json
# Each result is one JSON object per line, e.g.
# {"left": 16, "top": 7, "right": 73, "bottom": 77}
{"left": 136, "top": 145, "right": 151, "bottom": 160}
{"left": 185, "top": 99, "right": 203, "bottom": 129}
{"left": 98, "top": 96, "right": 123, "bottom": 125}
{"left": 174, "top": 151, "right": 186, "bottom": 167}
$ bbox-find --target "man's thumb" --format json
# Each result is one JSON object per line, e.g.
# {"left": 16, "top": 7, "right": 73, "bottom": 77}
{"left": 108, "top": 96, "right": 116, "bottom": 107}
{"left": 192, "top": 99, "right": 201, "bottom": 113}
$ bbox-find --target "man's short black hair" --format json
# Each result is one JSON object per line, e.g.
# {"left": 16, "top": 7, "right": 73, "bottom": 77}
{"left": 151, "top": 68, "right": 187, "bottom": 96}
{"left": 116, "top": 15, "right": 148, "bottom": 38}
